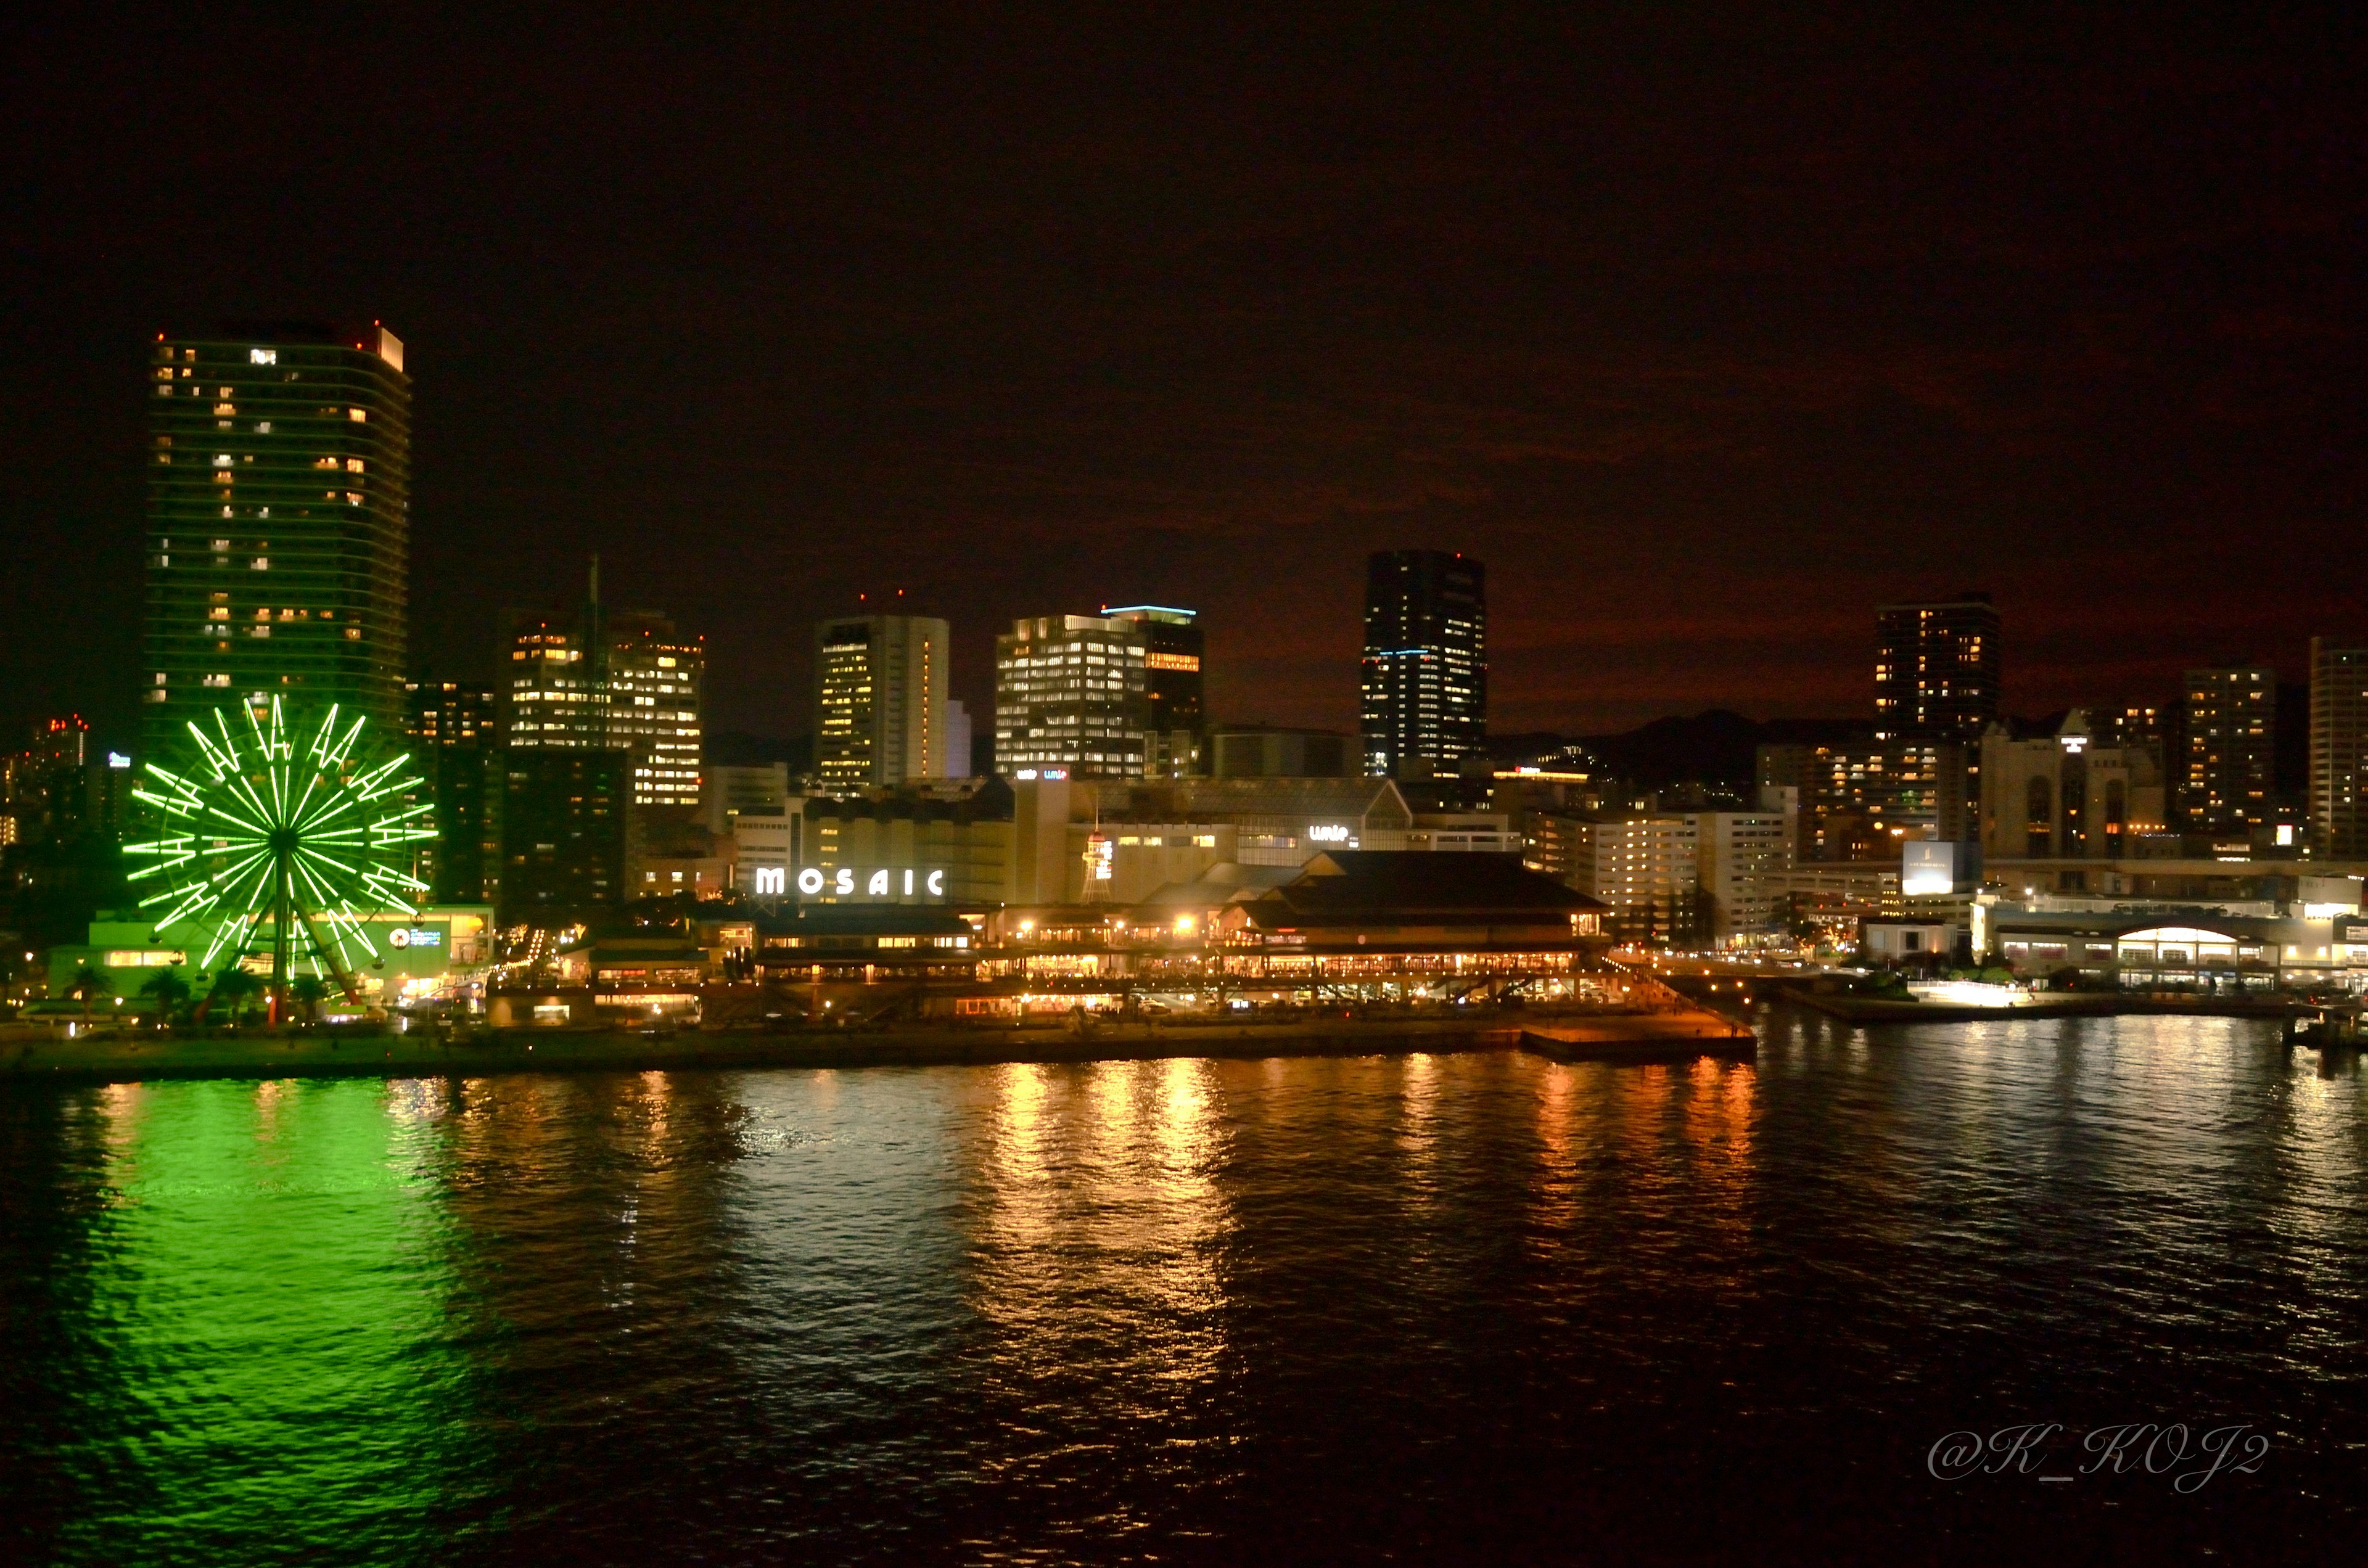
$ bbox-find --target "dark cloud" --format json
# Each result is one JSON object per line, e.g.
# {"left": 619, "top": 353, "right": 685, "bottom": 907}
{"left": 2, "top": 6, "right": 2363, "bottom": 745}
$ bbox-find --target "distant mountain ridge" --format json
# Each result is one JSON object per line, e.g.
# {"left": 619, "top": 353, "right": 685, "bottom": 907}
{"left": 1491, "top": 710, "right": 1874, "bottom": 792}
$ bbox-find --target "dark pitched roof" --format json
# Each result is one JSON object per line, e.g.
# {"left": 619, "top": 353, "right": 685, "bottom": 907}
{"left": 753, "top": 904, "right": 976, "bottom": 938}
{"left": 1252, "top": 851, "right": 1606, "bottom": 924}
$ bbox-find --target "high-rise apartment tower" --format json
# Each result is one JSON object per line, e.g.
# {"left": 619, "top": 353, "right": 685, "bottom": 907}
{"left": 2180, "top": 664, "right": 2274, "bottom": 839}
{"left": 142, "top": 324, "right": 410, "bottom": 760}
{"left": 1360, "top": 550, "right": 1485, "bottom": 778}
{"left": 2309, "top": 639, "right": 2368, "bottom": 858}
{"left": 1873, "top": 594, "right": 1999, "bottom": 743}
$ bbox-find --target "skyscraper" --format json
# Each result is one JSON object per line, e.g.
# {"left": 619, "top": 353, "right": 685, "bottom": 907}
{"left": 1874, "top": 593, "right": 1998, "bottom": 825}
{"left": 1360, "top": 551, "right": 1485, "bottom": 777}
{"left": 143, "top": 324, "right": 409, "bottom": 760}
{"left": 606, "top": 610, "right": 705, "bottom": 808}
{"left": 1103, "top": 605, "right": 1203, "bottom": 776}
{"left": 505, "top": 612, "right": 602, "bottom": 747}
{"left": 406, "top": 680, "right": 500, "bottom": 904}
{"left": 995, "top": 614, "right": 1149, "bottom": 779}
{"left": 2181, "top": 663, "right": 2274, "bottom": 839}
{"left": 1873, "top": 595, "right": 2000, "bottom": 744}
{"left": 813, "top": 615, "right": 951, "bottom": 790}
{"left": 499, "top": 567, "right": 704, "bottom": 917}
{"left": 506, "top": 568, "right": 704, "bottom": 807}
{"left": 2308, "top": 639, "right": 2368, "bottom": 858}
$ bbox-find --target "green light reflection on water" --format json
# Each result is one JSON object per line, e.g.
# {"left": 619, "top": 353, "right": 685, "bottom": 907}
{"left": 54, "top": 1078, "right": 486, "bottom": 1568}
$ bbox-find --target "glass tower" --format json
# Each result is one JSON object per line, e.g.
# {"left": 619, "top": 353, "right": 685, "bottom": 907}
{"left": 1360, "top": 551, "right": 1485, "bottom": 777}
{"left": 143, "top": 325, "right": 409, "bottom": 760}
{"left": 1102, "top": 605, "right": 1202, "bottom": 776}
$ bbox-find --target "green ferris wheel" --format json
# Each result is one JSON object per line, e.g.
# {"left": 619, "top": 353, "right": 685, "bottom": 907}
{"left": 125, "top": 697, "right": 436, "bottom": 1008}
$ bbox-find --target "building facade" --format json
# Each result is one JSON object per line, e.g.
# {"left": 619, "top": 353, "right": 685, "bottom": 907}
{"left": 1873, "top": 594, "right": 1999, "bottom": 743}
{"left": 1874, "top": 593, "right": 1998, "bottom": 819}
{"left": 605, "top": 610, "right": 704, "bottom": 808}
{"left": 143, "top": 325, "right": 411, "bottom": 762}
{"left": 2181, "top": 663, "right": 2275, "bottom": 839}
{"left": 814, "top": 614, "right": 951, "bottom": 790}
{"left": 1693, "top": 811, "right": 1792, "bottom": 943}
{"left": 500, "top": 750, "right": 628, "bottom": 919}
{"left": 1756, "top": 740, "right": 1969, "bottom": 863}
{"left": 1360, "top": 550, "right": 1486, "bottom": 777}
{"left": 405, "top": 680, "right": 501, "bottom": 904}
{"left": 1528, "top": 814, "right": 1702, "bottom": 947}
{"left": 994, "top": 614, "right": 1151, "bottom": 779}
{"left": 1979, "top": 712, "right": 2170, "bottom": 863}
{"left": 1209, "top": 727, "right": 1355, "bottom": 779}
{"left": 2309, "top": 639, "right": 2368, "bottom": 858}
{"left": 1103, "top": 606, "right": 1203, "bottom": 776}
{"left": 505, "top": 611, "right": 603, "bottom": 747}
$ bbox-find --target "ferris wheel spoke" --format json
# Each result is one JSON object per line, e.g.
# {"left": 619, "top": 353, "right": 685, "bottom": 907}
{"left": 186, "top": 719, "right": 236, "bottom": 782}
{"left": 304, "top": 704, "right": 343, "bottom": 767}
{"left": 297, "top": 844, "right": 363, "bottom": 878}
{"left": 319, "top": 711, "right": 368, "bottom": 773}
{"left": 134, "top": 702, "right": 438, "bottom": 1005}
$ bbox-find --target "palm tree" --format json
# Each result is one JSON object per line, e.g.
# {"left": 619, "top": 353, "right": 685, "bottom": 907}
{"left": 288, "top": 974, "right": 329, "bottom": 1025}
{"left": 141, "top": 965, "right": 193, "bottom": 1025}
{"left": 68, "top": 964, "right": 107, "bottom": 1024}
{"left": 205, "top": 966, "right": 261, "bottom": 1027}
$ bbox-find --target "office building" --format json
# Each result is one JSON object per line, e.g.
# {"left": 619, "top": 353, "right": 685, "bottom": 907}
{"left": 995, "top": 614, "right": 1150, "bottom": 779}
{"left": 814, "top": 615, "right": 951, "bottom": 790}
{"left": 945, "top": 700, "right": 974, "bottom": 778}
{"left": 506, "top": 612, "right": 603, "bottom": 747}
{"left": 606, "top": 610, "right": 704, "bottom": 808}
{"left": 1361, "top": 550, "right": 1485, "bottom": 776}
{"left": 406, "top": 681, "right": 501, "bottom": 904}
{"left": 2310, "top": 639, "right": 2368, "bottom": 858}
{"left": 500, "top": 750, "right": 628, "bottom": 918}
{"left": 1103, "top": 606, "right": 1203, "bottom": 776}
{"left": 501, "top": 570, "right": 706, "bottom": 916}
{"left": 143, "top": 324, "right": 410, "bottom": 762}
{"left": 507, "top": 568, "right": 704, "bottom": 808}
{"left": 701, "top": 762, "right": 791, "bottom": 835}
{"left": 1979, "top": 712, "right": 2170, "bottom": 863}
{"left": 1874, "top": 593, "right": 1997, "bottom": 821}
{"left": 2180, "top": 664, "right": 2274, "bottom": 839}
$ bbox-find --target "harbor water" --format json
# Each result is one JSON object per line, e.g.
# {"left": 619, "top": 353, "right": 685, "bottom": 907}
{"left": 4, "top": 1004, "right": 2364, "bottom": 1564}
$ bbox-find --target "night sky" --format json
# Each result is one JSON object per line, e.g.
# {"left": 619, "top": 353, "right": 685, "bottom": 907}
{"left": 4, "top": 7, "right": 2363, "bottom": 752}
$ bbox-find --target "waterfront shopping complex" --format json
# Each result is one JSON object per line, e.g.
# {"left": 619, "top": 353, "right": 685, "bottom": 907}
{"left": 9, "top": 326, "right": 2368, "bottom": 1024}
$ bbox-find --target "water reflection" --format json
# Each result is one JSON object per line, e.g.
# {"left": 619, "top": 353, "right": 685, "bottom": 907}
{"left": 49, "top": 1080, "right": 483, "bottom": 1567}
{"left": 968, "top": 1057, "right": 1235, "bottom": 1403}
{"left": 1, "top": 1013, "right": 2362, "bottom": 1564}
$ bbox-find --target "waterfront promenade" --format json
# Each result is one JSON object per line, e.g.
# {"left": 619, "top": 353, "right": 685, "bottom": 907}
{"left": 0, "top": 999, "right": 1755, "bottom": 1085}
